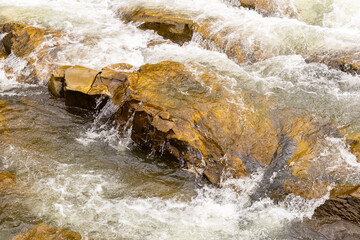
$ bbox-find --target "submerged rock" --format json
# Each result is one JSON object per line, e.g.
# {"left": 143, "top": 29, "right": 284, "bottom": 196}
{"left": 346, "top": 133, "right": 360, "bottom": 162}
{"left": 11, "top": 225, "right": 81, "bottom": 240}
{"left": 0, "top": 22, "right": 62, "bottom": 83}
{"left": 237, "top": 0, "right": 297, "bottom": 18}
{"left": 306, "top": 55, "right": 360, "bottom": 75}
{"left": 0, "top": 171, "right": 15, "bottom": 191}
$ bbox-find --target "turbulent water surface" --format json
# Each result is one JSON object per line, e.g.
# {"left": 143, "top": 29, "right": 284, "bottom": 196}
{"left": 1, "top": 0, "right": 360, "bottom": 239}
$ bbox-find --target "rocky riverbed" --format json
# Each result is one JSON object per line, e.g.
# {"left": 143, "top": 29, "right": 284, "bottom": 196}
{"left": 1, "top": 0, "right": 360, "bottom": 239}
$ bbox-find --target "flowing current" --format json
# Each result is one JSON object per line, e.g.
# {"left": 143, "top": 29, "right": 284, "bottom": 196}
{"left": 1, "top": 0, "right": 360, "bottom": 239}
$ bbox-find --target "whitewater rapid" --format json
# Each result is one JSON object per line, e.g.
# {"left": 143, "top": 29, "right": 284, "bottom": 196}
{"left": 1, "top": 0, "right": 360, "bottom": 239}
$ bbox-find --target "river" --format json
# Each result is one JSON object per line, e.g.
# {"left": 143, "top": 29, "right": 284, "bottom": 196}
{"left": 1, "top": 0, "right": 360, "bottom": 239}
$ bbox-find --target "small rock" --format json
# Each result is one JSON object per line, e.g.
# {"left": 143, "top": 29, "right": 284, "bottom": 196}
{"left": 0, "top": 171, "right": 15, "bottom": 191}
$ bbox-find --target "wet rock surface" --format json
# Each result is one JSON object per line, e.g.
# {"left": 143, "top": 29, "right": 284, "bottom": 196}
{"left": 50, "top": 61, "right": 279, "bottom": 184}
{"left": 121, "top": 10, "right": 194, "bottom": 45}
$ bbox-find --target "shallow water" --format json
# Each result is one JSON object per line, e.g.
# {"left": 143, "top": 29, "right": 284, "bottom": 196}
{"left": 0, "top": 0, "right": 360, "bottom": 239}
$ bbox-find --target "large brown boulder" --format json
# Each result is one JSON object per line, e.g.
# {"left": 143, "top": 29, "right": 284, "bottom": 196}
{"left": 49, "top": 61, "right": 279, "bottom": 184}
{"left": 114, "top": 61, "right": 279, "bottom": 183}
{"left": 11, "top": 225, "right": 81, "bottom": 240}
{"left": 0, "top": 22, "right": 62, "bottom": 83}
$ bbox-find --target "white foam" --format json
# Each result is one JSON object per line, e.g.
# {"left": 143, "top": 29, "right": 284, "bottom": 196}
{"left": 14, "top": 155, "right": 327, "bottom": 239}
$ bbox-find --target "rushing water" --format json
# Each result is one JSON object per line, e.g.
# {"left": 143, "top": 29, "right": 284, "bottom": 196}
{"left": 0, "top": 0, "right": 360, "bottom": 239}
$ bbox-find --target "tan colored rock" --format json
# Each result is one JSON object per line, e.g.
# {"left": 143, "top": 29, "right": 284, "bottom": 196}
{"left": 49, "top": 61, "right": 279, "bottom": 184}
{"left": 121, "top": 10, "right": 194, "bottom": 45}
{"left": 281, "top": 119, "right": 360, "bottom": 223}
{"left": 239, "top": 0, "right": 275, "bottom": 12}
{"left": 0, "top": 22, "right": 62, "bottom": 83}
{"left": 117, "top": 61, "right": 279, "bottom": 183}
{"left": 49, "top": 65, "right": 109, "bottom": 109}
{"left": 192, "top": 22, "right": 248, "bottom": 63}
{"left": 64, "top": 66, "right": 99, "bottom": 93}
{"left": 11, "top": 225, "right": 81, "bottom": 240}
{"left": 48, "top": 66, "right": 71, "bottom": 98}
{"left": 0, "top": 41, "right": 7, "bottom": 58}
{"left": 278, "top": 116, "right": 348, "bottom": 199}
{"left": 91, "top": 63, "right": 133, "bottom": 97}
{"left": 289, "top": 217, "right": 360, "bottom": 240}
{"left": 2, "top": 23, "right": 48, "bottom": 57}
